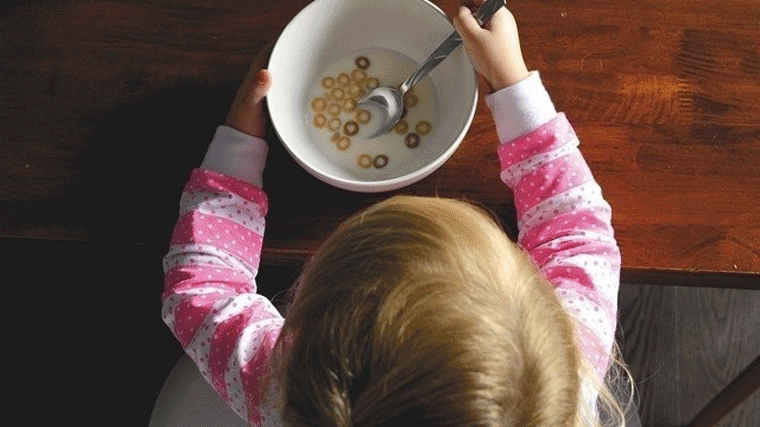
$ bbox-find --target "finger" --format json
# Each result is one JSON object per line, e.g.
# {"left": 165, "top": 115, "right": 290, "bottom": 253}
{"left": 486, "top": 5, "right": 512, "bottom": 34}
{"left": 463, "top": 0, "right": 506, "bottom": 32}
{"left": 238, "top": 41, "right": 276, "bottom": 98}
{"left": 452, "top": 5, "right": 484, "bottom": 44}
{"left": 251, "top": 69, "right": 273, "bottom": 104}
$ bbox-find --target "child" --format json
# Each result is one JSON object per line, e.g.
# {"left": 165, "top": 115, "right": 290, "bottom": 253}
{"left": 162, "top": 1, "right": 637, "bottom": 425}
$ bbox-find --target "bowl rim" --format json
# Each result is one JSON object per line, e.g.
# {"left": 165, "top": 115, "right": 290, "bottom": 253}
{"left": 266, "top": 0, "right": 479, "bottom": 192}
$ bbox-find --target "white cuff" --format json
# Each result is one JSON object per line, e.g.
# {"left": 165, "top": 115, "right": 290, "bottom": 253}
{"left": 484, "top": 71, "right": 557, "bottom": 142}
{"left": 201, "top": 126, "right": 268, "bottom": 188}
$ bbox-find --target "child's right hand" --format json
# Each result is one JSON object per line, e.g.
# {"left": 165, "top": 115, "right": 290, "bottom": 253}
{"left": 452, "top": 0, "right": 530, "bottom": 93}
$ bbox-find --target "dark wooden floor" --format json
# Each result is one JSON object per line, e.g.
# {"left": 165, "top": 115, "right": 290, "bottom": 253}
{"left": 617, "top": 283, "right": 760, "bottom": 426}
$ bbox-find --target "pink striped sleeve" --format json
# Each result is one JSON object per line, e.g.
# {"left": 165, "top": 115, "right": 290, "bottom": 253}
{"left": 162, "top": 168, "right": 284, "bottom": 426}
{"left": 497, "top": 114, "right": 621, "bottom": 383}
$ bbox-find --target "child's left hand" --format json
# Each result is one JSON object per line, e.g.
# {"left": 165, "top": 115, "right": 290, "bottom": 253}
{"left": 224, "top": 40, "right": 275, "bottom": 139}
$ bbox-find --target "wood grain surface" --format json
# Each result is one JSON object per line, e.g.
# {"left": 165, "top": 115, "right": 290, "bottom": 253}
{"left": 1, "top": 0, "right": 758, "bottom": 283}
{"left": 618, "top": 283, "right": 760, "bottom": 426}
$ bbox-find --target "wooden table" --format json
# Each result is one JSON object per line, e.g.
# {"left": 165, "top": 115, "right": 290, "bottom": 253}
{"left": 1, "top": 0, "right": 757, "bottom": 425}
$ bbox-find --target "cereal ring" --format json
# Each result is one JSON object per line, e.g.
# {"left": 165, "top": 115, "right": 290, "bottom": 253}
{"left": 355, "top": 56, "right": 370, "bottom": 70}
{"left": 311, "top": 97, "right": 327, "bottom": 112}
{"left": 400, "top": 107, "right": 408, "bottom": 120}
{"left": 405, "top": 132, "right": 420, "bottom": 148}
{"left": 313, "top": 114, "right": 327, "bottom": 129}
{"left": 365, "top": 77, "right": 379, "bottom": 89}
{"left": 357, "top": 154, "right": 372, "bottom": 169}
{"left": 415, "top": 120, "right": 431, "bottom": 136}
{"left": 327, "top": 102, "right": 342, "bottom": 116}
{"left": 321, "top": 77, "right": 335, "bottom": 89}
{"left": 394, "top": 120, "right": 408, "bottom": 134}
{"left": 337, "top": 73, "right": 350, "bottom": 86}
{"left": 331, "top": 88, "right": 345, "bottom": 100}
{"left": 347, "top": 83, "right": 362, "bottom": 98}
{"left": 355, "top": 108, "right": 371, "bottom": 124}
{"left": 337, "top": 136, "right": 351, "bottom": 150}
{"left": 325, "top": 102, "right": 340, "bottom": 117}
{"left": 351, "top": 69, "right": 367, "bottom": 82}
{"left": 343, "top": 98, "right": 357, "bottom": 112}
{"left": 343, "top": 120, "right": 359, "bottom": 136}
{"left": 331, "top": 132, "right": 341, "bottom": 142}
{"left": 404, "top": 93, "right": 419, "bottom": 108}
{"left": 373, "top": 154, "right": 389, "bottom": 168}
{"left": 328, "top": 117, "right": 342, "bottom": 131}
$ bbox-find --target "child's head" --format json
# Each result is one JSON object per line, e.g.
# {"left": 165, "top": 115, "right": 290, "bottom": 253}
{"left": 270, "top": 196, "right": 627, "bottom": 426}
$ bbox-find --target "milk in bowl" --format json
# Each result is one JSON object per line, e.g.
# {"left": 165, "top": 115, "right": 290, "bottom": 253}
{"left": 306, "top": 47, "right": 440, "bottom": 180}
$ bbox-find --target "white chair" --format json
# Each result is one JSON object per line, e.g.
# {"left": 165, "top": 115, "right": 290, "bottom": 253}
{"left": 149, "top": 355, "right": 248, "bottom": 427}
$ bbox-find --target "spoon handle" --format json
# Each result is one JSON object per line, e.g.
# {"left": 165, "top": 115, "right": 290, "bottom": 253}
{"left": 399, "top": 0, "right": 506, "bottom": 94}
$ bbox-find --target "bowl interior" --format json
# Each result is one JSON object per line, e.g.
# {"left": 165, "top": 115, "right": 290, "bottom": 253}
{"left": 267, "top": 0, "right": 477, "bottom": 191}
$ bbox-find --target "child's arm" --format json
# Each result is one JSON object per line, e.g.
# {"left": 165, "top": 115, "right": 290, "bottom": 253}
{"left": 486, "top": 82, "right": 621, "bottom": 385}
{"left": 161, "top": 54, "right": 283, "bottom": 425}
{"left": 454, "top": 2, "right": 621, "bottom": 385}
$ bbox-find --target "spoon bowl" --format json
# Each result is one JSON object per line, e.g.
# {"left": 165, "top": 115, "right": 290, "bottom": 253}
{"left": 358, "top": 86, "right": 404, "bottom": 138}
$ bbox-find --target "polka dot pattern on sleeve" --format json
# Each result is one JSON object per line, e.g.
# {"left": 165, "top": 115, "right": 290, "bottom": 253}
{"left": 495, "top": 113, "right": 622, "bottom": 385}
{"left": 171, "top": 211, "right": 263, "bottom": 273}
{"left": 553, "top": 273, "right": 617, "bottom": 317}
{"left": 240, "top": 325, "right": 282, "bottom": 425}
{"left": 160, "top": 167, "right": 288, "bottom": 425}
{"left": 500, "top": 141, "right": 577, "bottom": 188}
{"left": 207, "top": 309, "right": 253, "bottom": 404}
{"left": 164, "top": 264, "right": 254, "bottom": 297}
{"left": 520, "top": 205, "right": 614, "bottom": 252}
{"left": 179, "top": 189, "right": 266, "bottom": 234}
{"left": 205, "top": 298, "right": 282, "bottom": 408}
{"left": 224, "top": 307, "right": 284, "bottom": 423}
{"left": 574, "top": 320, "right": 614, "bottom": 384}
{"left": 528, "top": 232, "right": 619, "bottom": 279}
{"left": 161, "top": 285, "right": 230, "bottom": 334}
{"left": 163, "top": 246, "right": 228, "bottom": 274}
{"left": 497, "top": 113, "right": 577, "bottom": 173}
{"left": 513, "top": 151, "right": 595, "bottom": 220}
{"left": 163, "top": 243, "right": 258, "bottom": 283}
{"left": 185, "top": 168, "right": 268, "bottom": 215}
{"left": 170, "top": 292, "right": 234, "bottom": 348}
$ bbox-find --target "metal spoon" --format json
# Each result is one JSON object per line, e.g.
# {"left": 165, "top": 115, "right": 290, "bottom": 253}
{"left": 358, "top": 0, "right": 506, "bottom": 138}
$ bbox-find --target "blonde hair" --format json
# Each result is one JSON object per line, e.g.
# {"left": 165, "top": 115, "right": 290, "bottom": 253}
{"left": 269, "top": 195, "right": 635, "bottom": 427}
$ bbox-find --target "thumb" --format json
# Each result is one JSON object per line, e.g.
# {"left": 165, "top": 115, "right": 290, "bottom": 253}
{"left": 453, "top": 6, "right": 483, "bottom": 44}
{"left": 252, "top": 69, "right": 273, "bottom": 103}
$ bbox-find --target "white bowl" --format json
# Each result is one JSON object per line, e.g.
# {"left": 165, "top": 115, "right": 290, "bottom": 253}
{"left": 267, "top": 0, "right": 478, "bottom": 193}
